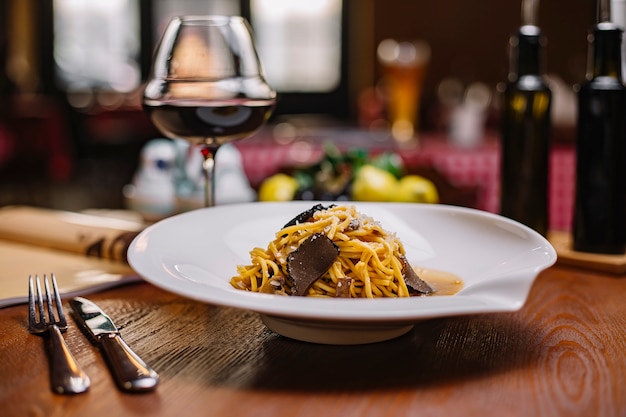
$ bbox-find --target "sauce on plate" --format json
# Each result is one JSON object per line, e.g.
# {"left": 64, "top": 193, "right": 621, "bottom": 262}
{"left": 413, "top": 267, "right": 464, "bottom": 296}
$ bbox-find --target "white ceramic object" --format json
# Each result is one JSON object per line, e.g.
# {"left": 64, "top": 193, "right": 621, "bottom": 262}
{"left": 128, "top": 202, "right": 556, "bottom": 344}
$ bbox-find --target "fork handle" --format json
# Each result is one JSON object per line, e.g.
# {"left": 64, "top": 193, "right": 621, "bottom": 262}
{"left": 100, "top": 333, "right": 159, "bottom": 392}
{"left": 48, "top": 325, "right": 90, "bottom": 394}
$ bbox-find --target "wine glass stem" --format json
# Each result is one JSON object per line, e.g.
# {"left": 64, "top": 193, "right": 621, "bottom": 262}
{"left": 200, "top": 145, "right": 218, "bottom": 207}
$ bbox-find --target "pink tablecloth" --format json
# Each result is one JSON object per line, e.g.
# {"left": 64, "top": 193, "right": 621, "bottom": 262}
{"left": 400, "top": 138, "right": 575, "bottom": 232}
{"left": 235, "top": 131, "right": 575, "bottom": 231}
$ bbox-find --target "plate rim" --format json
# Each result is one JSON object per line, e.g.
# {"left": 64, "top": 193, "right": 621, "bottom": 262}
{"left": 128, "top": 201, "right": 557, "bottom": 324}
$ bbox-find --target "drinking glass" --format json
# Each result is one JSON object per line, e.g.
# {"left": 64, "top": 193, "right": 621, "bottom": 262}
{"left": 377, "top": 39, "right": 430, "bottom": 147}
{"left": 144, "top": 16, "right": 276, "bottom": 207}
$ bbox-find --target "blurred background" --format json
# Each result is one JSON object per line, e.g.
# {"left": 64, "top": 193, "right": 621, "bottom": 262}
{"left": 0, "top": 0, "right": 596, "bottom": 213}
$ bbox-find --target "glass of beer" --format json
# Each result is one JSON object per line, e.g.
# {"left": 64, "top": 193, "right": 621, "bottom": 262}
{"left": 377, "top": 39, "right": 430, "bottom": 147}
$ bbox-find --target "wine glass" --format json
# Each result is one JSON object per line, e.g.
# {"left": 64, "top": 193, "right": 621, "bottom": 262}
{"left": 143, "top": 15, "right": 276, "bottom": 207}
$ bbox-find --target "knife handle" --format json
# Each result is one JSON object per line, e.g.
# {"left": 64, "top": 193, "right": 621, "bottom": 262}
{"left": 100, "top": 333, "right": 159, "bottom": 392}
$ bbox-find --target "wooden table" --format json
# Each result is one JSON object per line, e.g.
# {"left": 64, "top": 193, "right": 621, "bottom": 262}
{"left": 1, "top": 264, "right": 625, "bottom": 417}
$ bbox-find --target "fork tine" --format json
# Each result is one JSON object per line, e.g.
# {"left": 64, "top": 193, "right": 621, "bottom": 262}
{"left": 28, "top": 274, "right": 37, "bottom": 328}
{"left": 35, "top": 274, "right": 46, "bottom": 325}
{"left": 43, "top": 274, "right": 56, "bottom": 324}
{"left": 50, "top": 273, "right": 67, "bottom": 328}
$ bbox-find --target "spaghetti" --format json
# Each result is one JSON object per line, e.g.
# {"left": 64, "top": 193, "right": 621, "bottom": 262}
{"left": 230, "top": 204, "right": 433, "bottom": 298}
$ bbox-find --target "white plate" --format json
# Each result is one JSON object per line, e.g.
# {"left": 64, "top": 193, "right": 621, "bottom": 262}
{"left": 128, "top": 202, "right": 556, "bottom": 344}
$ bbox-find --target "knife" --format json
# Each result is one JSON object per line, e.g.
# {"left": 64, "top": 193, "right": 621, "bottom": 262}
{"left": 70, "top": 297, "right": 159, "bottom": 392}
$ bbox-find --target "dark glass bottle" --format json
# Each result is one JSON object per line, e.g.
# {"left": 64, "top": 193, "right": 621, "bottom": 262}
{"left": 573, "top": 6, "right": 626, "bottom": 254}
{"left": 500, "top": 0, "right": 552, "bottom": 236}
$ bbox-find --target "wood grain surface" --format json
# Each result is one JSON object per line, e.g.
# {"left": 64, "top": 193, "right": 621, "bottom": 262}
{"left": 1, "top": 265, "right": 625, "bottom": 417}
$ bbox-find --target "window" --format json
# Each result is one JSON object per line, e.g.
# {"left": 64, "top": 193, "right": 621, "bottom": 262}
{"left": 53, "top": 0, "right": 240, "bottom": 93}
{"left": 51, "top": 0, "right": 349, "bottom": 117}
{"left": 250, "top": 0, "right": 342, "bottom": 93}
{"left": 152, "top": 0, "right": 240, "bottom": 41}
{"left": 243, "top": 0, "right": 349, "bottom": 118}
{"left": 53, "top": 0, "right": 141, "bottom": 92}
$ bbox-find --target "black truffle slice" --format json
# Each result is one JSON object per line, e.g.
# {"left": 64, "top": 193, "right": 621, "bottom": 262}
{"left": 283, "top": 204, "right": 336, "bottom": 228}
{"left": 287, "top": 233, "right": 339, "bottom": 296}
{"left": 400, "top": 255, "right": 433, "bottom": 295}
{"left": 335, "top": 277, "right": 353, "bottom": 298}
{"left": 259, "top": 276, "right": 287, "bottom": 295}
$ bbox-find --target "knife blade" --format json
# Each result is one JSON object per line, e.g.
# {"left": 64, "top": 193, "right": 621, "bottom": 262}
{"left": 70, "top": 296, "right": 159, "bottom": 392}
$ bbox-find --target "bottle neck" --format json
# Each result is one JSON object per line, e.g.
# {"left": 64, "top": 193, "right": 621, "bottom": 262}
{"left": 588, "top": 23, "right": 624, "bottom": 79}
{"left": 509, "top": 25, "right": 545, "bottom": 80}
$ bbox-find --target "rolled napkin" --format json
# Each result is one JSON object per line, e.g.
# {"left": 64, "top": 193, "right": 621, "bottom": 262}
{"left": 0, "top": 206, "right": 147, "bottom": 307}
{"left": 0, "top": 206, "right": 146, "bottom": 263}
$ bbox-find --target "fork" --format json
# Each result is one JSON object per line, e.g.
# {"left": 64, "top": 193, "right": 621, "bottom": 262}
{"left": 28, "top": 274, "right": 90, "bottom": 394}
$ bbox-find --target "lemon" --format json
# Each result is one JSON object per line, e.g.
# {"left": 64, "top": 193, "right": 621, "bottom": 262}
{"left": 392, "top": 175, "right": 439, "bottom": 203}
{"left": 370, "top": 152, "right": 405, "bottom": 178}
{"left": 352, "top": 165, "right": 398, "bottom": 201}
{"left": 258, "top": 173, "right": 299, "bottom": 201}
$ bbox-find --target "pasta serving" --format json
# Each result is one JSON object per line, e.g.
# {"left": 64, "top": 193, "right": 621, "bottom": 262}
{"left": 230, "top": 204, "right": 433, "bottom": 298}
